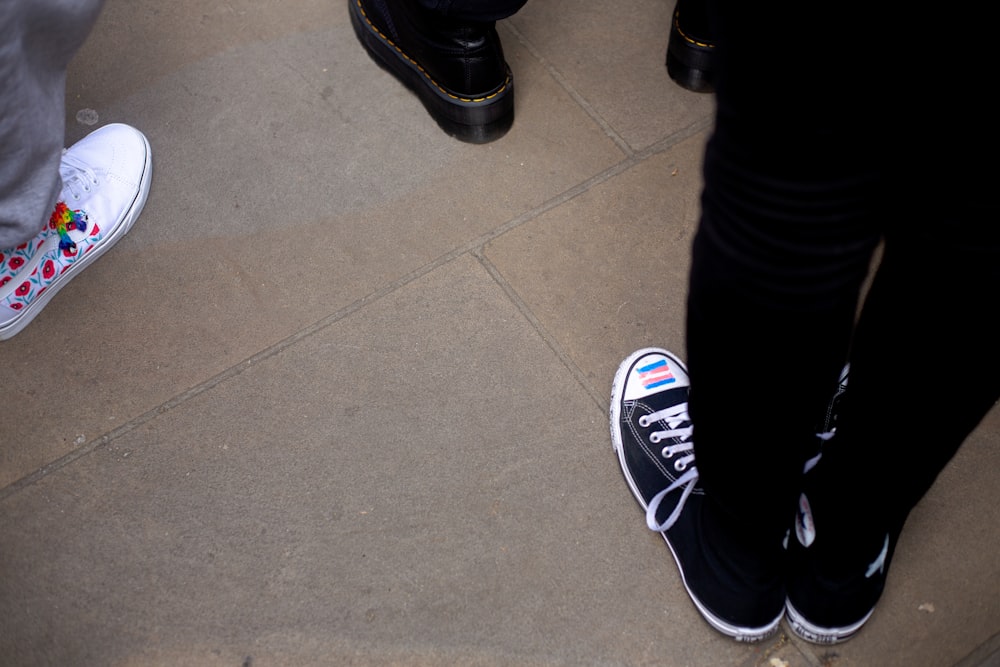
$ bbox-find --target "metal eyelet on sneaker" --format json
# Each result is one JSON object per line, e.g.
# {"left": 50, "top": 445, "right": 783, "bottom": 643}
{"left": 662, "top": 446, "right": 689, "bottom": 471}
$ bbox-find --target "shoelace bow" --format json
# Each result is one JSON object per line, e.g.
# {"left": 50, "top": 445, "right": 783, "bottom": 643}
{"left": 639, "top": 402, "right": 697, "bottom": 532}
{"left": 59, "top": 150, "right": 99, "bottom": 203}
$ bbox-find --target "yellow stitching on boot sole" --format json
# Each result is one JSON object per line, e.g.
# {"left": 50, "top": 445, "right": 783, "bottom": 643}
{"left": 674, "top": 11, "right": 714, "bottom": 49}
{"left": 356, "top": 0, "right": 510, "bottom": 104}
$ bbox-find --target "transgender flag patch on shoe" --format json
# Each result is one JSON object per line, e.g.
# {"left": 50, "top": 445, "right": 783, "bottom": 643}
{"left": 623, "top": 350, "right": 690, "bottom": 401}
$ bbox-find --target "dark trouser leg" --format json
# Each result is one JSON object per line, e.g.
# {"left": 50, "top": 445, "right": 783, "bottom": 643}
{"left": 687, "top": 0, "right": 999, "bottom": 575}
{"left": 811, "top": 186, "right": 1000, "bottom": 552}
{"left": 686, "top": 0, "right": 888, "bottom": 545}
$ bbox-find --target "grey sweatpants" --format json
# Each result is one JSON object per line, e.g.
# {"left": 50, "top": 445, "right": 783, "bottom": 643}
{"left": 0, "top": 0, "right": 105, "bottom": 248}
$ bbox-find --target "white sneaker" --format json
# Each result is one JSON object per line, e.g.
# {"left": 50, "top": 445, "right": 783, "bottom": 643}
{"left": 0, "top": 123, "right": 152, "bottom": 340}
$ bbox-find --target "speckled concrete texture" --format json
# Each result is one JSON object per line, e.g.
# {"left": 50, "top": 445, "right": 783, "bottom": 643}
{"left": 1, "top": 1, "right": 997, "bottom": 665}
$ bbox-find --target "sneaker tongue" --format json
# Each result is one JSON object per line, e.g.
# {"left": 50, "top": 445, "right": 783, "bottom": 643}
{"left": 624, "top": 353, "right": 690, "bottom": 401}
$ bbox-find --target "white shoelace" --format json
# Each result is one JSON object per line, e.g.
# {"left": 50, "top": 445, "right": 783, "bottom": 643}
{"left": 641, "top": 392, "right": 837, "bottom": 535}
{"left": 805, "top": 363, "right": 849, "bottom": 474}
{"left": 802, "top": 429, "right": 833, "bottom": 474}
{"left": 797, "top": 424, "right": 841, "bottom": 548}
{"left": 639, "top": 402, "right": 697, "bottom": 533}
{"left": 59, "top": 150, "right": 99, "bottom": 203}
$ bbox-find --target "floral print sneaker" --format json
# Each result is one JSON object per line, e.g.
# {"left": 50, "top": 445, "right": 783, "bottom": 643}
{"left": 0, "top": 123, "right": 152, "bottom": 340}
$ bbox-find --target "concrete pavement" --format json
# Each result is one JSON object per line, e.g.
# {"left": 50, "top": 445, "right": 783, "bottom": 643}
{"left": 2, "top": 1, "right": 998, "bottom": 665}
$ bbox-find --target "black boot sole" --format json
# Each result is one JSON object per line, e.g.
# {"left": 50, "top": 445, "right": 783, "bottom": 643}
{"left": 349, "top": 0, "right": 515, "bottom": 144}
{"left": 665, "top": 8, "right": 714, "bottom": 93}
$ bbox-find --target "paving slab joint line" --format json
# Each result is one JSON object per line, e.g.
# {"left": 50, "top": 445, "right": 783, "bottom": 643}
{"left": 470, "top": 112, "right": 713, "bottom": 256}
{"left": 503, "top": 20, "right": 634, "bottom": 156}
{"left": 0, "top": 289, "right": 390, "bottom": 501}
{"left": 1, "top": 120, "right": 710, "bottom": 501}
{"left": 467, "top": 123, "right": 714, "bottom": 419}
{"left": 0, "top": 242, "right": 515, "bottom": 500}
{"left": 474, "top": 250, "right": 607, "bottom": 416}
{"left": 757, "top": 631, "right": 826, "bottom": 667}
{"left": 953, "top": 630, "right": 1000, "bottom": 667}
{"left": 504, "top": 19, "right": 716, "bottom": 158}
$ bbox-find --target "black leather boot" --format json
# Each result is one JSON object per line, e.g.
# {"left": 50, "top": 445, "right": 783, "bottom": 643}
{"left": 666, "top": 0, "right": 715, "bottom": 93}
{"left": 349, "top": 0, "right": 515, "bottom": 143}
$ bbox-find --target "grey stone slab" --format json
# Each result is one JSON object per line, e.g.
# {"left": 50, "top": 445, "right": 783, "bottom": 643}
{"left": 1, "top": 255, "right": 761, "bottom": 666}
{"left": 483, "top": 136, "right": 707, "bottom": 397}
{"left": 1, "top": 3, "right": 624, "bottom": 488}
{"left": 509, "top": 0, "right": 716, "bottom": 152}
{"left": 955, "top": 632, "right": 1000, "bottom": 667}
{"left": 3, "top": 0, "right": 996, "bottom": 665}
{"left": 64, "top": 0, "right": 340, "bottom": 110}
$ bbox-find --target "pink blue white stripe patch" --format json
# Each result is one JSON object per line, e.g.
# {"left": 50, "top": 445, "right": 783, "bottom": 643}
{"left": 637, "top": 358, "right": 675, "bottom": 390}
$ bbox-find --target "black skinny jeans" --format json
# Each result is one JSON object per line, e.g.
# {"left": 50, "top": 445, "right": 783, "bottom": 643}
{"left": 436, "top": 0, "right": 999, "bottom": 553}
{"left": 687, "top": 1, "right": 1000, "bottom": 550}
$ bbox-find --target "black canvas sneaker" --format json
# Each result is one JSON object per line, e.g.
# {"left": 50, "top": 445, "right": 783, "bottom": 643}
{"left": 611, "top": 348, "right": 784, "bottom": 642}
{"left": 349, "top": 0, "right": 515, "bottom": 143}
{"left": 786, "top": 509, "right": 895, "bottom": 644}
{"left": 786, "top": 363, "right": 893, "bottom": 644}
